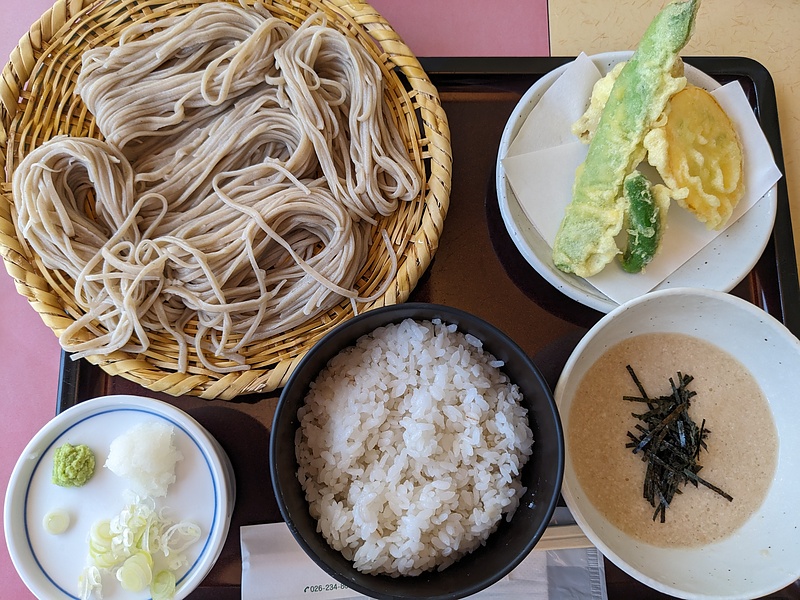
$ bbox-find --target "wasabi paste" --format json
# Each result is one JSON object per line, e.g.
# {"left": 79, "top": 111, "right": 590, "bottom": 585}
{"left": 52, "top": 442, "right": 96, "bottom": 487}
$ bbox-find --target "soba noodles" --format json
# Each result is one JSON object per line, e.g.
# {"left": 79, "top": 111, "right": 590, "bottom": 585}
{"left": 12, "top": 2, "right": 421, "bottom": 373}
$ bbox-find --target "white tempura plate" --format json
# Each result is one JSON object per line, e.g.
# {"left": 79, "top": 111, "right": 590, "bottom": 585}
{"left": 4, "top": 395, "right": 235, "bottom": 600}
{"left": 495, "top": 51, "right": 779, "bottom": 313}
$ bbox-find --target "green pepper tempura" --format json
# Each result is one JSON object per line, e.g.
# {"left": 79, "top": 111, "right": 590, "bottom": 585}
{"left": 52, "top": 443, "right": 96, "bottom": 487}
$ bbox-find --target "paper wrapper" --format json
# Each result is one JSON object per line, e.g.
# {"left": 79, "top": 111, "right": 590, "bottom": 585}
{"left": 501, "top": 53, "right": 783, "bottom": 305}
{"left": 240, "top": 521, "right": 607, "bottom": 600}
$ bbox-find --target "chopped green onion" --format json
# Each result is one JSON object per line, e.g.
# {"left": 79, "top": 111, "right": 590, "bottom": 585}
{"left": 151, "top": 570, "right": 177, "bottom": 600}
{"left": 117, "top": 551, "right": 153, "bottom": 591}
{"left": 78, "top": 566, "right": 101, "bottom": 600}
{"left": 79, "top": 494, "right": 200, "bottom": 599}
{"left": 43, "top": 509, "right": 70, "bottom": 535}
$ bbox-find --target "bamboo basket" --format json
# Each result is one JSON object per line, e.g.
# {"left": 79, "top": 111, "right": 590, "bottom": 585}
{"left": 0, "top": 0, "right": 451, "bottom": 399}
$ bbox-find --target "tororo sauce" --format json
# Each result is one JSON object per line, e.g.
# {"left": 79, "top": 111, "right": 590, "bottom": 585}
{"left": 568, "top": 332, "right": 777, "bottom": 547}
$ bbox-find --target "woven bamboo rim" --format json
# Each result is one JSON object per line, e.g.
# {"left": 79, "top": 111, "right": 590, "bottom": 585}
{"left": 0, "top": 0, "right": 452, "bottom": 399}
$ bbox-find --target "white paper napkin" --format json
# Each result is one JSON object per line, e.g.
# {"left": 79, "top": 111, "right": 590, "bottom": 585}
{"left": 240, "top": 522, "right": 607, "bottom": 600}
{"left": 501, "top": 53, "right": 783, "bottom": 305}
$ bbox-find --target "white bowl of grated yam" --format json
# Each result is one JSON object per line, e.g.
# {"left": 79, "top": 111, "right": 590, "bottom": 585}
{"left": 556, "top": 287, "right": 800, "bottom": 599}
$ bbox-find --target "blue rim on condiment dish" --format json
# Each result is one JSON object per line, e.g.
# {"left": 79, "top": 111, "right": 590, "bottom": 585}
{"left": 4, "top": 395, "right": 235, "bottom": 600}
{"left": 495, "top": 51, "right": 778, "bottom": 313}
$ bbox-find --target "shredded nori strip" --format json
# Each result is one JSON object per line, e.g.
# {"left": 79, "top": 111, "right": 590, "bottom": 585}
{"left": 624, "top": 365, "right": 733, "bottom": 522}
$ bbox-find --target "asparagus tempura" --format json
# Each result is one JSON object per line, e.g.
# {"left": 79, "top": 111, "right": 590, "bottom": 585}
{"left": 552, "top": 0, "right": 700, "bottom": 277}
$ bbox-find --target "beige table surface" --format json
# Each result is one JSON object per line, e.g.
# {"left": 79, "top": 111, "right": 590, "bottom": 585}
{"left": 550, "top": 0, "right": 800, "bottom": 270}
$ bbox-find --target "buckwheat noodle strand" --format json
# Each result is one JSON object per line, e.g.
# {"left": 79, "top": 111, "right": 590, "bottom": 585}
{"left": 12, "top": 2, "right": 422, "bottom": 373}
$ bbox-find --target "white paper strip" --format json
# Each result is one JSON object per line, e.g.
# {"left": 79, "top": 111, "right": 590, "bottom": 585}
{"left": 241, "top": 522, "right": 553, "bottom": 600}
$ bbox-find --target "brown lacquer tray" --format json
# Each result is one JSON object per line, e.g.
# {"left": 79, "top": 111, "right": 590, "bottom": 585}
{"left": 58, "top": 57, "right": 800, "bottom": 599}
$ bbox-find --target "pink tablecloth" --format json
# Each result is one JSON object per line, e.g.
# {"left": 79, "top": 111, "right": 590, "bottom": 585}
{"left": 0, "top": 0, "right": 549, "bottom": 596}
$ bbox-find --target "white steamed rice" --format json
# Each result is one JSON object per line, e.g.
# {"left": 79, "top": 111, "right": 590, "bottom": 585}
{"left": 296, "top": 317, "right": 534, "bottom": 576}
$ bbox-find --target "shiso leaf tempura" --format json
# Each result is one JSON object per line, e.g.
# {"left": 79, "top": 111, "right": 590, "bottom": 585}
{"left": 552, "top": 0, "right": 700, "bottom": 277}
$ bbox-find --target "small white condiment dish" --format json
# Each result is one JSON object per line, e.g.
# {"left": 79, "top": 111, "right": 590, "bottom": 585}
{"left": 555, "top": 287, "right": 800, "bottom": 599}
{"left": 4, "top": 395, "right": 235, "bottom": 600}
